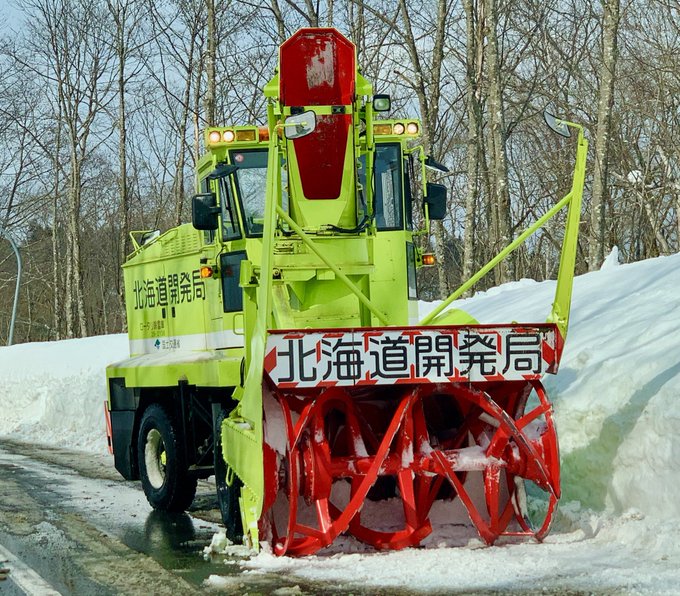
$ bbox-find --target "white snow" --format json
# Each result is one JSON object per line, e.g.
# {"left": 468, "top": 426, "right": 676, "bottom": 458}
{"left": 3, "top": 252, "right": 680, "bottom": 592}
{"left": 601, "top": 245, "right": 621, "bottom": 269}
{"left": 202, "top": 530, "right": 251, "bottom": 559}
{"left": 0, "top": 334, "right": 128, "bottom": 452}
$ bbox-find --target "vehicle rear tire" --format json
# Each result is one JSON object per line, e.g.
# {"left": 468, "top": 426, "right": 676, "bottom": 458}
{"left": 138, "top": 403, "right": 197, "bottom": 512}
{"left": 214, "top": 408, "right": 243, "bottom": 542}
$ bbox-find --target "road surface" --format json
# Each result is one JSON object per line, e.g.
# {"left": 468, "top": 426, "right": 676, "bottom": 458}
{"left": 0, "top": 439, "right": 315, "bottom": 595}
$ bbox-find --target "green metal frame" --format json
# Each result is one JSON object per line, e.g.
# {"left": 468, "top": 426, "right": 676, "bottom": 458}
{"left": 420, "top": 121, "right": 588, "bottom": 340}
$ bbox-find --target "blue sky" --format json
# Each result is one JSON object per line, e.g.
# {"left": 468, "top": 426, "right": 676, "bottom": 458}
{"left": 0, "top": 1, "right": 24, "bottom": 32}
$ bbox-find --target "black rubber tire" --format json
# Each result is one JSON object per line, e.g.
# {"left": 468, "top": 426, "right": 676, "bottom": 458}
{"left": 137, "top": 403, "right": 197, "bottom": 512}
{"left": 214, "top": 409, "right": 243, "bottom": 543}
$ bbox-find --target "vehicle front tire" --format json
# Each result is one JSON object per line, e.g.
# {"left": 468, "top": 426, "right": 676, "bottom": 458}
{"left": 137, "top": 403, "right": 197, "bottom": 512}
{"left": 214, "top": 408, "right": 243, "bottom": 542}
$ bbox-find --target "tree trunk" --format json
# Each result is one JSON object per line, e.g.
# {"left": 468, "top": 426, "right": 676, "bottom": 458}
{"left": 52, "top": 114, "right": 62, "bottom": 340}
{"left": 483, "top": 0, "right": 513, "bottom": 284}
{"left": 69, "top": 146, "right": 88, "bottom": 338}
{"left": 349, "top": 0, "right": 364, "bottom": 60}
{"left": 398, "top": 0, "right": 450, "bottom": 297}
{"left": 116, "top": 8, "right": 129, "bottom": 330}
{"left": 303, "top": 0, "right": 319, "bottom": 26}
{"left": 270, "top": 0, "right": 286, "bottom": 43}
{"left": 205, "top": 0, "right": 216, "bottom": 126}
{"left": 588, "top": 0, "right": 621, "bottom": 270}
{"left": 327, "top": 0, "right": 334, "bottom": 26}
{"left": 462, "top": 0, "right": 483, "bottom": 286}
{"left": 174, "top": 35, "right": 196, "bottom": 225}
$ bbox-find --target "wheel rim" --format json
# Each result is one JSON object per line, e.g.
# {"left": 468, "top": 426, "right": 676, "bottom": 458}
{"left": 144, "top": 428, "right": 167, "bottom": 489}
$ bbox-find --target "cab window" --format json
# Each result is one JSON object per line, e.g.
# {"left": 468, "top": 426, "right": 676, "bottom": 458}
{"left": 359, "top": 143, "right": 404, "bottom": 231}
{"left": 230, "top": 149, "right": 268, "bottom": 236}
{"left": 219, "top": 175, "right": 241, "bottom": 241}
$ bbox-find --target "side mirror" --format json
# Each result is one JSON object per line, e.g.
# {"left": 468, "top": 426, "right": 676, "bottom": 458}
{"left": 543, "top": 110, "right": 571, "bottom": 138}
{"left": 284, "top": 110, "right": 316, "bottom": 139}
{"left": 425, "top": 183, "right": 447, "bottom": 220}
{"left": 192, "top": 192, "right": 220, "bottom": 231}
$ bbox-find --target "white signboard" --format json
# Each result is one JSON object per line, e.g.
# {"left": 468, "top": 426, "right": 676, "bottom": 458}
{"left": 264, "top": 325, "right": 559, "bottom": 388}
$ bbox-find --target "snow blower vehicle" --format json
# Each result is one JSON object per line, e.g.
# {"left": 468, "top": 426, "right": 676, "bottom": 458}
{"left": 106, "top": 28, "right": 587, "bottom": 555}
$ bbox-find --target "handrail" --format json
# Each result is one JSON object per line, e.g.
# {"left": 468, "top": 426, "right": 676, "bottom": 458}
{"left": 242, "top": 135, "right": 280, "bottom": 416}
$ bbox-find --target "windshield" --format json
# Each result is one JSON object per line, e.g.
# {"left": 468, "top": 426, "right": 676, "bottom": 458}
{"left": 358, "top": 143, "right": 404, "bottom": 230}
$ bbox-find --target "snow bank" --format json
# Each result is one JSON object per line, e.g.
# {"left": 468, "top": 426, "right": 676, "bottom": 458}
{"left": 242, "top": 512, "right": 680, "bottom": 594}
{"left": 3, "top": 254, "right": 680, "bottom": 518}
{"left": 0, "top": 334, "right": 128, "bottom": 451}
{"left": 423, "top": 252, "right": 680, "bottom": 520}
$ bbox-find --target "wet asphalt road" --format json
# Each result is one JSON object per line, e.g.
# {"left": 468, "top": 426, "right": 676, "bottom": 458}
{"left": 0, "top": 439, "right": 317, "bottom": 595}
{"left": 0, "top": 439, "right": 222, "bottom": 594}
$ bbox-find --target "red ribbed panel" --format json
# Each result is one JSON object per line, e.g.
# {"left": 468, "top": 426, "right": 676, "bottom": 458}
{"left": 279, "top": 29, "right": 355, "bottom": 200}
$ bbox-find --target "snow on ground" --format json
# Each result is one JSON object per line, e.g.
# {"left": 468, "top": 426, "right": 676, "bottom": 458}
{"left": 0, "top": 333, "right": 128, "bottom": 452}
{"left": 2, "top": 251, "right": 680, "bottom": 592}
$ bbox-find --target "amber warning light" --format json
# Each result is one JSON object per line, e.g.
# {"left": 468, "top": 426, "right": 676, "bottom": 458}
{"left": 422, "top": 253, "right": 436, "bottom": 266}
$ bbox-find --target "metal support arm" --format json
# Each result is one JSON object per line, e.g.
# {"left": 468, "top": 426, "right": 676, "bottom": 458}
{"left": 0, "top": 227, "right": 22, "bottom": 346}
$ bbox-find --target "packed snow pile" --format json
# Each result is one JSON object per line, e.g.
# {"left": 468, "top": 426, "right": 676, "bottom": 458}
{"left": 0, "top": 333, "right": 128, "bottom": 452}
{"left": 2, "top": 252, "right": 680, "bottom": 592}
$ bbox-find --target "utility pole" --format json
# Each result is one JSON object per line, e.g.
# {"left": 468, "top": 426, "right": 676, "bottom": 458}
{"left": 0, "top": 227, "right": 22, "bottom": 345}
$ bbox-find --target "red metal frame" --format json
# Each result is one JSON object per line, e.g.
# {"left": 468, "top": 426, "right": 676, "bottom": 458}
{"left": 260, "top": 379, "right": 560, "bottom": 555}
{"left": 104, "top": 401, "right": 114, "bottom": 455}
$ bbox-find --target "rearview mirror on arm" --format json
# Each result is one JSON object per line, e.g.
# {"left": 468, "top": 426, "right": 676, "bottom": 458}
{"left": 543, "top": 110, "right": 571, "bottom": 138}
{"left": 424, "top": 183, "right": 447, "bottom": 220}
{"left": 284, "top": 110, "right": 317, "bottom": 140}
{"left": 192, "top": 192, "right": 220, "bottom": 231}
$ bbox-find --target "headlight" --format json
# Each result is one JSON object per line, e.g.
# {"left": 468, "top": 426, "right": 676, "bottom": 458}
{"left": 222, "top": 130, "right": 235, "bottom": 142}
{"left": 393, "top": 122, "right": 405, "bottom": 135}
{"left": 208, "top": 130, "right": 221, "bottom": 144}
{"left": 373, "top": 95, "right": 391, "bottom": 112}
{"left": 406, "top": 122, "right": 419, "bottom": 135}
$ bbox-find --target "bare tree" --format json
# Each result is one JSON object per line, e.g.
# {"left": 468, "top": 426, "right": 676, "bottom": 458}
{"left": 462, "top": 0, "right": 484, "bottom": 285}
{"left": 589, "top": 0, "right": 621, "bottom": 270}
{"left": 147, "top": 0, "right": 206, "bottom": 224}
{"left": 482, "top": 0, "right": 513, "bottom": 283}
{"left": 205, "top": 0, "right": 217, "bottom": 126}
{"left": 107, "top": 0, "right": 148, "bottom": 328}
{"left": 14, "top": 0, "right": 116, "bottom": 338}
